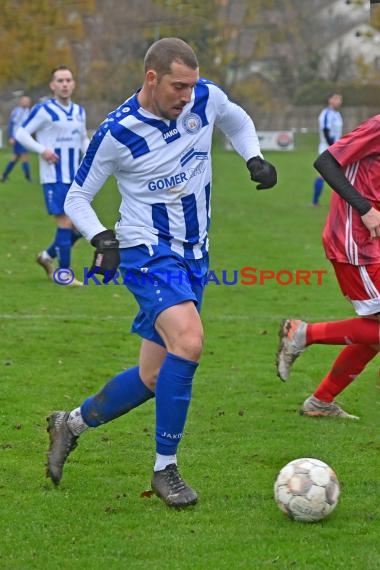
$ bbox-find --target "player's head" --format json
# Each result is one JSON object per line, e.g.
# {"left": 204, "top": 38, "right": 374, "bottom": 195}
{"left": 50, "top": 66, "right": 75, "bottom": 103}
{"left": 144, "top": 38, "right": 199, "bottom": 78}
{"left": 141, "top": 37, "right": 199, "bottom": 120}
{"left": 19, "top": 95, "right": 31, "bottom": 108}
{"left": 327, "top": 93, "right": 343, "bottom": 109}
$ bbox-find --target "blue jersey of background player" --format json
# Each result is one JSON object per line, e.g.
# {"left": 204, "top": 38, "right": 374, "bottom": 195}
{"left": 312, "top": 93, "right": 343, "bottom": 206}
{"left": 1, "top": 95, "right": 32, "bottom": 183}
{"left": 44, "top": 37, "right": 278, "bottom": 509}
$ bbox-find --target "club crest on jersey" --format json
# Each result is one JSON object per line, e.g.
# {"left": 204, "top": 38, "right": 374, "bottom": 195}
{"left": 182, "top": 113, "right": 202, "bottom": 134}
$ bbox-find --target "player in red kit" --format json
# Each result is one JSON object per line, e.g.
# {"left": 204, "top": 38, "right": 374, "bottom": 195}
{"left": 277, "top": 114, "right": 380, "bottom": 418}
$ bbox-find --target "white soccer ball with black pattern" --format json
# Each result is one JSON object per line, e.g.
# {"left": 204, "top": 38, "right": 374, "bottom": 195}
{"left": 274, "top": 457, "right": 340, "bottom": 522}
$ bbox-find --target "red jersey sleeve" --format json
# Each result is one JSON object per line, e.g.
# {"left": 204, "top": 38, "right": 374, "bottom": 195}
{"left": 328, "top": 115, "right": 380, "bottom": 168}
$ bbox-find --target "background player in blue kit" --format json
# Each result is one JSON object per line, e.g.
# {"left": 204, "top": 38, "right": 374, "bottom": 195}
{"left": 16, "top": 66, "right": 89, "bottom": 285}
{"left": 45, "top": 38, "right": 277, "bottom": 508}
{"left": 312, "top": 93, "right": 343, "bottom": 206}
{"left": 1, "top": 95, "right": 32, "bottom": 183}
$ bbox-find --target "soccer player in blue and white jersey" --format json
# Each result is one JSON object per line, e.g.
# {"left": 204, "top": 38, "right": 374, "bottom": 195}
{"left": 45, "top": 38, "right": 277, "bottom": 507}
{"left": 1, "top": 95, "right": 32, "bottom": 183}
{"left": 16, "top": 66, "right": 89, "bottom": 285}
{"left": 312, "top": 93, "right": 343, "bottom": 206}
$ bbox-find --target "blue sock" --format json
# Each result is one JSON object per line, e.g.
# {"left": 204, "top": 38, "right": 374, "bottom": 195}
{"left": 46, "top": 239, "right": 57, "bottom": 259}
{"left": 312, "top": 177, "right": 324, "bottom": 205}
{"left": 71, "top": 229, "right": 82, "bottom": 246}
{"left": 22, "top": 162, "right": 31, "bottom": 180}
{"left": 55, "top": 228, "right": 72, "bottom": 268}
{"left": 155, "top": 353, "right": 198, "bottom": 455}
{"left": 2, "top": 160, "right": 16, "bottom": 179}
{"left": 81, "top": 366, "right": 154, "bottom": 427}
{"left": 48, "top": 229, "right": 81, "bottom": 259}
{"left": 46, "top": 228, "right": 60, "bottom": 259}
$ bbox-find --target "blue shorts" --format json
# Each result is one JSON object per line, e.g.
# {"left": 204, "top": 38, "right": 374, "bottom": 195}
{"left": 119, "top": 243, "right": 209, "bottom": 347}
{"left": 42, "top": 183, "right": 71, "bottom": 215}
{"left": 13, "top": 141, "right": 28, "bottom": 155}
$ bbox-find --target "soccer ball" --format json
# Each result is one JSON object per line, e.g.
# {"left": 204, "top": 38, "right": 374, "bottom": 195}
{"left": 274, "top": 457, "right": 340, "bottom": 522}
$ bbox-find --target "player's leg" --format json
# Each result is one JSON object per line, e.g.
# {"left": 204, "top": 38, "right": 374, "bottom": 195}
{"left": 150, "top": 301, "right": 202, "bottom": 507}
{"left": 70, "top": 227, "right": 82, "bottom": 247}
{"left": 301, "top": 261, "right": 380, "bottom": 417}
{"left": 277, "top": 316, "right": 380, "bottom": 381}
{"left": 46, "top": 246, "right": 206, "bottom": 506}
{"left": 312, "top": 176, "right": 324, "bottom": 206}
{"left": 36, "top": 214, "right": 73, "bottom": 280}
{"left": 79, "top": 340, "right": 165, "bottom": 429}
{"left": 277, "top": 262, "right": 380, "bottom": 381}
{"left": 300, "top": 343, "right": 378, "bottom": 418}
{"left": 38, "top": 184, "right": 82, "bottom": 284}
{"left": 124, "top": 246, "right": 207, "bottom": 507}
{"left": 53, "top": 214, "right": 73, "bottom": 268}
{"left": 1, "top": 150, "right": 19, "bottom": 182}
{"left": 20, "top": 152, "right": 32, "bottom": 181}
{"left": 46, "top": 339, "right": 162, "bottom": 486}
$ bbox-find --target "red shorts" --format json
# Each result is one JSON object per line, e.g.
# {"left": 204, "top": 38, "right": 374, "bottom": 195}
{"left": 331, "top": 261, "right": 380, "bottom": 316}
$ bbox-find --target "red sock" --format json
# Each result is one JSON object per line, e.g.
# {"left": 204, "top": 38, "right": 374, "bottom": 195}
{"left": 306, "top": 318, "right": 380, "bottom": 345}
{"left": 313, "top": 344, "right": 377, "bottom": 402}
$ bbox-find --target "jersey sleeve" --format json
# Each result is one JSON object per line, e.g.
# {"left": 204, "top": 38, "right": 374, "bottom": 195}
{"left": 15, "top": 104, "right": 52, "bottom": 153}
{"left": 210, "top": 84, "right": 262, "bottom": 161}
{"left": 79, "top": 107, "right": 90, "bottom": 153}
{"left": 328, "top": 116, "right": 380, "bottom": 167}
{"left": 7, "top": 108, "right": 17, "bottom": 138}
{"left": 64, "top": 125, "right": 118, "bottom": 241}
{"left": 21, "top": 103, "right": 50, "bottom": 135}
{"left": 15, "top": 126, "right": 46, "bottom": 154}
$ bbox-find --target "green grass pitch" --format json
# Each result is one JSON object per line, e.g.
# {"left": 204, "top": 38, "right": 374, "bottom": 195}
{"left": 1, "top": 136, "right": 379, "bottom": 569}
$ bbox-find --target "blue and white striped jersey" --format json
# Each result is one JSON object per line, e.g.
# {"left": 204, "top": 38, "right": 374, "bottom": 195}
{"left": 7, "top": 105, "right": 30, "bottom": 139}
{"left": 65, "top": 79, "right": 262, "bottom": 259}
{"left": 318, "top": 107, "right": 343, "bottom": 154}
{"left": 16, "top": 98, "right": 88, "bottom": 184}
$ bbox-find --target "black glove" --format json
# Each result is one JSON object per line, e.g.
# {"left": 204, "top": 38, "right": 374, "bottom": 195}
{"left": 246, "top": 156, "right": 277, "bottom": 190}
{"left": 89, "top": 229, "right": 120, "bottom": 283}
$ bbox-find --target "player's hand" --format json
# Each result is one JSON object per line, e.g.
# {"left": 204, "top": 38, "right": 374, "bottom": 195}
{"left": 361, "top": 207, "right": 380, "bottom": 239}
{"left": 246, "top": 156, "right": 277, "bottom": 190}
{"left": 89, "top": 229, "right": 120, "bottom": 283}
{"left": 41, "top": 149, "right": 59, "bottom": 164}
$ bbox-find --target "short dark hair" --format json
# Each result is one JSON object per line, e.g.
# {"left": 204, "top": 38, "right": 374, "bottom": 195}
{"left": 51, "top": 65, "right": 73, "bottom": 79}
{"left": 327, "top": 92, "right": 342, "bottom": 102}
{"left": 144, "top": 38, "right": 198, "bottom": 77}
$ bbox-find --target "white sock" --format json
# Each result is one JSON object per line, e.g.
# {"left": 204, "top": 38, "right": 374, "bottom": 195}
{"left": 154, "top": 453, "right": 177, "bottom": 472}
{"left": 41, "top": 250, "right": 53, "bottom": 260}
{"left": 67, "top": 407, "right": 89, "bottom": 436}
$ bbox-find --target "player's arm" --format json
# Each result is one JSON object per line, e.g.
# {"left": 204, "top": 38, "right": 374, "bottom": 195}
{"left": 16, "top": 126, "right": 58, "bottom": 163}
{"left": 65, "top": 127, "right": 120, "bottom": 281}
{"left": 322, "top": 127, "right": 334, "bottom": 145}
{"left": 15, "top": 126, "right": 59, "bottom": 164}
{"left": 15, "top": 107, "right": 58, "bottom": 162}
{"left": 215, "top": 91, "right": 277, "bottom": 190}
{"left": 15, "top": 126, "right": 45, "bottom": 154}
{"left": 314, "top": 150, "right": 380, "bottom": 238}
{"left": 7, "top": 109, "right": 17, "bottom": 143}
{"left": 80, "top": 107, "right": 90, "bottom": 154}
{"left": 65, "top": 127, "right": 117, "bottom": 240}
{"left": 314, "top": 150, "right": 371, "bottom": 215}
{"left": 322, "top": 110, "right": 335, "bottom": 145}
{"left": 81, "top": 133, "right": 91, "bottom": 155}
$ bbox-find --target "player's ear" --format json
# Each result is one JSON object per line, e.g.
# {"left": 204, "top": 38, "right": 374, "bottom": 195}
{"left": 146, "top": 69, "right": 158, "bottom": 85}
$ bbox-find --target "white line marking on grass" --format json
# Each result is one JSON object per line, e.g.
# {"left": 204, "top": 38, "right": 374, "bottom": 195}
{"left": 0, "top": 313, "right": 345, "bottom": 321}
{"left": 0, "top": 314, "right": 135, "bottom": 320}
